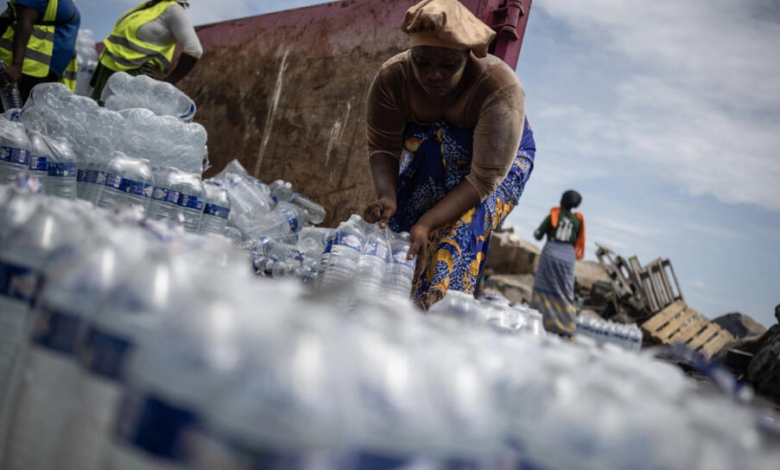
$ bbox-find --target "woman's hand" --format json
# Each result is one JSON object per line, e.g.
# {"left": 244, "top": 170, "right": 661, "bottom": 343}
{"left": 408, "top": 222, "right": 432, "bottom": 261}
{"left": 364, "top": 196, "right": 396, "bottom": 228}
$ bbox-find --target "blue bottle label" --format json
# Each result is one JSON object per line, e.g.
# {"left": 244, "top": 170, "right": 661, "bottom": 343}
{"left": 29, "top": 155, "right": 48, "bottom": 172}
{"left": 203, "top": 203, "right": 229, "bottom": 219}
{"left": 95, "top": 171, "right": 108, "bottom": 186}
{"left": 0, "top": 146, "right": 30, "bottom": 166}
{"left": 324, "top": 237, "right": 335, "bottom": 254}
{"left": 0, "top": 260, "right": 38, "bottom": 305}
{"left": 333, "top": 233, "right": 363, "bottom": 252}
{"left": 31, "top": 307, "right": 85, "bottom": 357}
{"left": 280, "top": 208, "right": 300, "bottom": 233}
{"left": 81, "top": 326, "right": 133, "bottom": 381}
{"left": 365, "top": 242, "right": 388, "bottom": 260}
{"left": 84, "top": 169, "right": 98, "bottom": 184}
{"left": 152, "top": 187, "right": 169, "bottom": 201}
{"left": 120, "top": 179, "right": 154, "bottom": 198}
{"left": 48, "top": 162, "right": 77, "bottom": 178}
{"left": 262, "top": 259, "right": 276, "bottom": 277}
{"left": 115, "top": 391, "right": 199, "bottom": 462}
{"left": 76, "top": 169, "right": 85, "bottom": 182}
{"left": 177, "top": 194, "right": 204, "bottom": 211}
{"left": 105, "top": 173, "right": 122, "bottom": 189}
{"left": 153, "top": 187, "right": 181, "bottom": 204}
{"left": 350, "top": 451, "right": 414, "bottom": 470}
{"left": 392, "top": 250, "right": 415, "bottom": 268}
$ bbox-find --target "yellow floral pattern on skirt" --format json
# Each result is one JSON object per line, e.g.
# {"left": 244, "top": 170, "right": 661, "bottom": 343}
{"left": 389, "top": 119, "right": 536, "bottom": 310}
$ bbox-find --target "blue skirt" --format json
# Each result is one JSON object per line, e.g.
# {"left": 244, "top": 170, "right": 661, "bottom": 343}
{"left": 531, "top": 240, "right": 578, "bottom": 335}
{"left": 390, "top": 118, "right": 536, "bottom": 310}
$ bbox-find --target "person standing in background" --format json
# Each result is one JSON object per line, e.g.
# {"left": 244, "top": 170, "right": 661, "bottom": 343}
{"left": 531, "top": 190, "right": 586, "bottom": 336}
{"left": 0, "top": 0, "right": 80, "bottom": 104}
{"left": 90, "top": 0, "right": 203, "bottom": 101}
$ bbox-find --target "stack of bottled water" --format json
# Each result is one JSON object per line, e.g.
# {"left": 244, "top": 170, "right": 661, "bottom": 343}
{"left": 576, "top": 316, "right": 644, "bottom": 352}
{"left": 429, "top": 290, "right": 546, "bottom": 336}
{"left": 115, "top": 108, "right": 206, "bottom": 175}
{"left": 1, "top": 184, "right": 779, "bottom": 470}
{"left": 100, "top": 72, "right": 196, "bottom": 122}
{"left": 314, "top": 214, "right": 416, "bottom": 307}
{"left": 15, "top": 80, "right": 213, "bottom": 233}
{"left": 75, "top": 30, "right": 98, "bottom": 97}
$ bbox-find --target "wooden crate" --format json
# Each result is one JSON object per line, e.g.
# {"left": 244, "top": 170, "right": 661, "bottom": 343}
{"left": 641, "top": 301, "right": 734, "bottom": 358}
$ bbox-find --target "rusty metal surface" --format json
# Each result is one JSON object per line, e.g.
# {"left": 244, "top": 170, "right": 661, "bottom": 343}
{"left": 179, "top": 0, "right": 531, "bottom": 226}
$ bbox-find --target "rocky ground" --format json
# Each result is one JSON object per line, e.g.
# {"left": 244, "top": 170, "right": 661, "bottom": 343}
{"left": 481, "top": 228, "right": 780, "bottom": 406}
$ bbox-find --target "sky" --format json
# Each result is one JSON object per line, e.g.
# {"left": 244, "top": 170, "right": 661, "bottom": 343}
{"left": 79, "top": 0, "right": 780, "bottom": 327}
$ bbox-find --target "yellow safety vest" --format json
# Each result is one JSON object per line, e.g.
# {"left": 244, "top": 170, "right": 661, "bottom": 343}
{"left": 59, "top": 54, "right": 76, "bottom": 91}
{"left": 99, "top": 0, "right": 177, "bottom": 74}
{"left": 0, "top": 0, "right": 58, "bottom": 78}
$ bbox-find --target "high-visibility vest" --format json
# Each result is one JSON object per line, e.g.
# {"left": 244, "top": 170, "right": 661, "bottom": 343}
{"left": 99, "top": 0, "right": 177, "bottom": 73}
{"left": 59, "top": 54, "right": 76, "bottom": 91}
{"left": 0, "top": 0, "right": 59, "bottom": 78}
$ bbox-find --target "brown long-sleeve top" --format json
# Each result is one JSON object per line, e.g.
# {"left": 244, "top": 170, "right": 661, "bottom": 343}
{"left": 367, "top": 50, "right": 526, "bottom": 201}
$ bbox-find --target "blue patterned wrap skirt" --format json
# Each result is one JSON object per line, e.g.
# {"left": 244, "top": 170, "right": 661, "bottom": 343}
{"left": 389, "top": 117, "right": 536, "bottom": 310}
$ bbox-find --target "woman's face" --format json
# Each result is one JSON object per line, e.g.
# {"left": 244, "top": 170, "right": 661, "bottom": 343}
{"left": 410, "top": 46, "right": 470, "bottom": 98}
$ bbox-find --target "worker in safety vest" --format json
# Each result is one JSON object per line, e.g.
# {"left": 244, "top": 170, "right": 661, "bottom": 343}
{"left": 90, "top": 0, "right": 202, "bottom": 101}
{"left": 0, "top": 0, "right": 80, "bottom": 105}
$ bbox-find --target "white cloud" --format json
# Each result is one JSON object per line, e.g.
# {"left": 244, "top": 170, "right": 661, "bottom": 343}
{"left": 683, "top": 222, "right": 748, "bottom": 241}
{"left": 691, "top": 280, "right": 706, "bottom": 290}
{"left": 535, "top": 0, "right": 780, "bottom": 212}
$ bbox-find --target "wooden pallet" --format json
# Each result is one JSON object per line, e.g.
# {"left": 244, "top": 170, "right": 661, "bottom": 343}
{"left": 641, "top": 300, "right": 734, "bottom": 358}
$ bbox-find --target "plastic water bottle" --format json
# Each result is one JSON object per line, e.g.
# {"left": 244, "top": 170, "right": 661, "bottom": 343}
{"left": 97, "top": 152, "right": 154, "bottom": 211}
{"left": 298, "top": 227, "right": 331, "bottom": 257}
{"left": 315, "top": 229, "right": 337, "bottom": 290}
{"left": 189, "top": 304, "right": 349, "bottom": 470}
{"left": 146, "top": 167, "right": 180, "bottom": 222}
{"left": 259, "top": 238, "right": 305, "bottom": 264}
{"left": 103, "top": 274, "right": 257, "bottom": 470}
{"left": 171, "top": 171, "right": 204, "bottom": 233}
{"left": 58, "top": 246, "right": 178, "bottom": 470}
{"left": 0, "top": 187, "right": 39, "bottom": 241}
{"left": 354, "top": 224, "right": 390, "bottom": 300}
{"left": 79, "top": 155, "right": 110, "bottom": 203}
{"left": 199, "top": 182, "right": 230, "bottom": 236}
{"left": 244, "top": 201, "right": 305, "bottom": 245}
{"left": 0, "top": 119, "right": 31, "bottom": 185}
{"left": 27, "top": 131, "right": 49, "bottom": 187}
{"left": 385, "top": 231, "right": 414, "bottom": 298}
{"left": 270, "top": 179, "right": 327, "bottom": 225}
{"left": 0, "top": 60, "right": 22, "bottom": 111}
{"left": 222, "top": 174, "right": 275, "bottom": 233}
{"left": 45, "top": 135, "right": 78, "bottom": 199}
{"left": 0, "top": 204, "right": 82, "bottom": 450}
{"left": 1, "top": 108, "right": 21, "bottom": 122}
{"left": 320, "top": 215, "right": 365, "bottom": 290}
{"left": 2, "top": 236, "right": 131, "bottom": 470}
{"left": 252, "top": 252, "right": 301, "bottom": 279}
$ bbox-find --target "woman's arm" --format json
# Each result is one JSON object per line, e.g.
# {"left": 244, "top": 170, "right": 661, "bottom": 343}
{"left": 161, "top": 3, "right": 202, "bottom": 84}
{"left": 407, "top": 84, "right": 525, "bottom": 259}
{"left": 364, "top": 62, "right": 407, "bottom": 227}
{"left": 534, "top": 215, "right": 550, "bottom": 241}
{"left": 364, "top": 153, "right": 399, "bottom": 228}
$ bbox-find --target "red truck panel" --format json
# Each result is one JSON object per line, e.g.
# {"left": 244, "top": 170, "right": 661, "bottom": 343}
{"left": 179, "top": 0, "right": 531, "bottom": 226}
